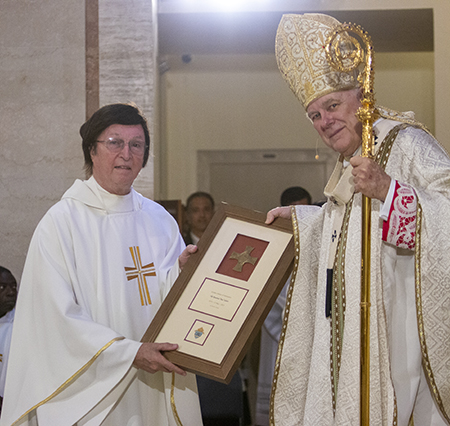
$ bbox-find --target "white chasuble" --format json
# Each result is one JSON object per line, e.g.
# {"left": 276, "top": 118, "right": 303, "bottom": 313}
{"left": 0, "top": 309, "right": 14, "bottom": 398}
{"left": 0, "top": 177, "right": 202, "bottom": 426}
{"left": 272, "top": 119, "right": 450, "bottom": 426}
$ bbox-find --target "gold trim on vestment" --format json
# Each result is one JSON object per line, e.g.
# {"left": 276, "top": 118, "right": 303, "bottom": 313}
{"left": 374, "top": 124, "right": 405, "bottom": 167}
{"left": 11, "top": 337, "right": 125, "bottom": 426}
{"left": 330, "top": 199, "right": 353, "bottom": 412}
{"left": 370, "top": 123, "right": 402, "bottom": 426}
{"left": 329, "top": 124, "right": 405, "bottom": 418}
{"left": 377, "top": 105, "right": 450, "bottom": 163}
{"left": 171, "top": 372, "right": 184, "bottom": 426}
{"left": 415, "top": 205, "right": 450, "bottom": 424}
{"left": 269, "top": 205, "right": 300, "bottom": 426}
{"left": 270, "top": 123, "right": 422, "bottom": 424}
{"left": 376, "top": 106, "right": 431, "bottom": 136}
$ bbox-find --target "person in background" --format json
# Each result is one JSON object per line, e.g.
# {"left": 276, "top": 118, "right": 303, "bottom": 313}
{"left": 0, "top": 267, "right": 17, "bottom": 416}
{"left": 280, "top": 186, "right": 311, "bottom": 207}
{"left": 255, "top": 187, "right": 311, "bottom": 426}
{"left": 183, "top": 192, "right": 215, "bottom": 246}
{"left": 266, "top": 13, "right": 450, "bottom": 425}
{"left": 0, "top": 103, "right": 202, "bottom": 426}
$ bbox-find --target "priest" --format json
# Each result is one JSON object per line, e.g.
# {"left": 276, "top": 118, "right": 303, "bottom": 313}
{"left": 266, "top": 13, "right": 450, "bottom": 425}
{"left": 0, "top": 103, "right": 203, "bottom": 425}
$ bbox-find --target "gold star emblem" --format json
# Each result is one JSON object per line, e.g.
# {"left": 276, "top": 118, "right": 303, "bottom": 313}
{"left": 124, "top": 246, "right": 156, "bottom": 306}
{"left": 230, "top": 246, "right": 258, "bottom": 272}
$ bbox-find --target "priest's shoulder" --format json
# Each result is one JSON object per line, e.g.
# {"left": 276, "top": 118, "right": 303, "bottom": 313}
{"left": 139, "top": 194, "right": 175, "bottom": 216}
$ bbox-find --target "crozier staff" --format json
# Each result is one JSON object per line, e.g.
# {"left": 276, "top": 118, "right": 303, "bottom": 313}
{"left": 0, "top": 103, "right": 203, "bottom": 426}
{"left": 267, "top": 13, "right": 450, "bottom": 426}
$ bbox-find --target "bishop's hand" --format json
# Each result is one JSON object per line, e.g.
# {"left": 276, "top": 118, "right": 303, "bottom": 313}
{"left": 350, "top": 156, "right": 391, "bottom": 202}
{"left": 265, "top": 206, "right": 292, "bottom": 225}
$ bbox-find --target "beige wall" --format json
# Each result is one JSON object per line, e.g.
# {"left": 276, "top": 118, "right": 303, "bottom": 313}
{"left": 0, "top": 1, "right": 86, "bottom": 279}
{"left": 0, "top": 0, "right": 448, "bottom": 278}
{"left": 293, "top": 0, "right": 450, "bottom": 144}
{"left": 162, "top": 51, "right": 435, "bottom": 201}
{"left": 0, "top": 1, "right": 156, "bottom": 279}
{"left": 159, "top": 0, "right": 450, "bottom": 203}
{"left": 98, "top": 0, "right": 156, "bottom": 198}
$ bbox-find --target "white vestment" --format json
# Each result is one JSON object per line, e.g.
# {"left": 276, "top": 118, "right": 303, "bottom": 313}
{"left": 255, "top": 282, "right": 288, "bottom": 425}
{"left": 0, "top": 309, "right": 14, "bottom": 398}
{"left": 0, "top": 177, "right": 203, "bottom": 426}
{"left": 272, "top": 116, "right": 450, "bottom": 425}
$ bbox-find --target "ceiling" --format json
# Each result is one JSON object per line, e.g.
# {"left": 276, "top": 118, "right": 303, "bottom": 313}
{"left": 158, "top": 8, "right": 434, "bottom": 56}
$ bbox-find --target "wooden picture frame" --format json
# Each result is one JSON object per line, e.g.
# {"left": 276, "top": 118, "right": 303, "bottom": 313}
{"left": 142, "top": 202, "right": 294, "bottom": 384}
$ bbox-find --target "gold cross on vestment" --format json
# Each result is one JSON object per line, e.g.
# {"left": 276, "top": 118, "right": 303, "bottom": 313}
{"left": 230, "top": 246, "right": 258, "bottom": 272}
{"left": 124, "top": 246, "right": 156, "bottom": 306}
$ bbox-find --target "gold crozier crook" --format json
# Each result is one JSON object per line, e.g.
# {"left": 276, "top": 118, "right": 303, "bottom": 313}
{"left": 325, "top": 24, "right": 378, "bottom": 425}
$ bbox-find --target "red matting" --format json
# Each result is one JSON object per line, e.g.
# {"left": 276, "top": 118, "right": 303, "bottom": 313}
{"left": 215, "top": 233, "right": 269, "bottom": 281}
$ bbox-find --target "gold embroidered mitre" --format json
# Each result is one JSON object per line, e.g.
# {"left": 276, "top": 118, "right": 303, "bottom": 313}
{"left": 275, "top": 13, "right": 360, "bottom": 109}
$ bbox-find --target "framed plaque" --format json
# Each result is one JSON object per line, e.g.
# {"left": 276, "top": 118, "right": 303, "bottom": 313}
{"left": 142, "top": 203, "right": 294, "bottom": 384}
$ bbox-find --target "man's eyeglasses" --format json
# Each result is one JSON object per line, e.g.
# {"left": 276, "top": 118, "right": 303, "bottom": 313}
{"left": 96, "top": 138, "right": 146, "bottom": 155}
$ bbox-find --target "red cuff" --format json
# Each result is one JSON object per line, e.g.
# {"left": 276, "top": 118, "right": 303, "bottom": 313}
{"left": 382, "top": 181, "right": 400, "bottom": 242}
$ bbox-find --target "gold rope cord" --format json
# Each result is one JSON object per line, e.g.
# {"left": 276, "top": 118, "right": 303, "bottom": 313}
{"left": 170, "top": 372, "right": 184, "bottom": 426}
{"left": 269, "top": 205, "right": 300, "bottom": 426}
{"left": 12, "top": 337, "right": 125, "bottom": 426}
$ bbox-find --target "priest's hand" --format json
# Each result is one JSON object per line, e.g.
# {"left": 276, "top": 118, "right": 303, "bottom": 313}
{"left": 134, "top": 342, "right": 187, "bottom": 376}
{"left": 178, "top": 244, "right": 198, "bottom": 270}
{"left": 265, "top": 206, "right": 291, "bottom": 225}
{"left": 350, "top": 156, "right": 391, "bottom": 202}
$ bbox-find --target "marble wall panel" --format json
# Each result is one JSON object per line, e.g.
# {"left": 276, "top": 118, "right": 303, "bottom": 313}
{"left": 98, "top": 0, "right": 155, "bottom": 198}
{"left": 0, "top": 0, "right": 157, "bottom": 278}
{"left": 0, "top": 0, "right": 86, "bottom": 278}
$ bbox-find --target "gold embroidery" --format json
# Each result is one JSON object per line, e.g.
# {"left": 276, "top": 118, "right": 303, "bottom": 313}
{"left": 375, "top": 123, "right": 407, "bottom": 167}
{"left": 11, "top": 337, "right": 124, "bottom": 426}
{"left": 125, "top": 246, "right": 156, "bottom": 306}
{"left": 269, "top": 205, "right": 299, "bottom": 426}
{"left": 376, "top": 106, "right": 432, "bottom": 136}
{"left": 329, "top": 124, "right": 402, "bottom": 413}
{"left": 415, "top": 205, "right": 450, "bottom": 424}
{"left": 171, "top": 372, "right": 184, "bottom": 426}
{"left": 276, "top": 14, "right": 360, "bottom": 109}
{"left": 330, "top": 199, "right": 353, "bottom": 412}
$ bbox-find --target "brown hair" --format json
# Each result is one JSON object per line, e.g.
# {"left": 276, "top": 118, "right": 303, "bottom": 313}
{"left": 80, "top": 103, "right": 150, "bottom": 177}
